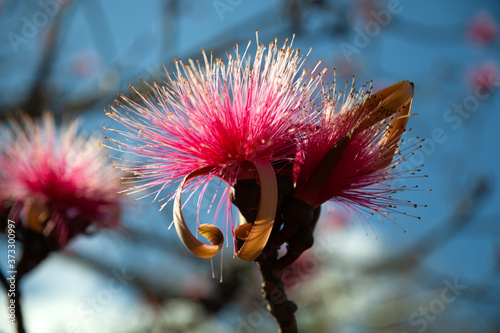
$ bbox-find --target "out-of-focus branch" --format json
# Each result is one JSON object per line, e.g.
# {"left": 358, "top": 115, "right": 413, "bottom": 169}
{"left": 20, "top": 1, "right": 72, "bottom": 119}
{"left": 0, "top": 270, "right": 26, "bottom": 333}
{"left": 60, "top": 7, "right": 287, "bottom": 115}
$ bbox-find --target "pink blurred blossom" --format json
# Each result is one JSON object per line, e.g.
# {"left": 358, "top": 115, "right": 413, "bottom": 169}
{"left": 467, "top": 61, "right": 500, "bottom": 93}
{"left": 467, "top": 11, "right": 498, "bottom": 46}
{"left": 0, "top": 113, "right": 122, "bottom": 246}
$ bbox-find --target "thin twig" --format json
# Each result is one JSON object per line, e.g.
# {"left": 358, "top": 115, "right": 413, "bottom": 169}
{"left": 256, "top": 250, "right": 298, "bottom": 333}
{"left": 0, "top": 269, "right": 26, "bottom": 333}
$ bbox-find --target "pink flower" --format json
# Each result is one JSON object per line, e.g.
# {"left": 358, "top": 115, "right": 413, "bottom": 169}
{"left": 467, "top": 11, "right": 498, "bottom": 46}
{"left": 104, "top": 34, "right": 325, "bottom": 261}
{"left": 0, "top": 113, "right": 121, "bottom": 246}
{"left": 467, "top": 60, "right": 499, "bottom": 93}
{"left": 294, "top": 80, "right": 419, "bottom": 218}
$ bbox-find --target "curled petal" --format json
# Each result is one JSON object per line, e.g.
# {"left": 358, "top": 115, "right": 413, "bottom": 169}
{"left": 376, "top": 96, "right": 413, "bottom": 168}
{"left": 173, "top": 168, "right": 224, "bottom": 259}
{"left": 234, "top": 220, "right": 253, "bottom": 250}
{"left": 377, "top": 82, "right": 414, "bottom": 167}
{"left": 355, "top": 81, "right": 414, "bottom": 169}
{"left": 237, "top": 160, "right": 278, "bottom": 261}
{"left": 173, "top": 160, "right": 277, "bottom": 261}
{"left": 198, "top": 224, "right": 224, "bottom": 247}
{"left": 22, "top": 199, "right": 49, "bottom": 233}
{"left": 357, "top": 81, "right": 414, "bottom": 133}
{"left": 383, "top": 94, "right": 413, "bottom": 144}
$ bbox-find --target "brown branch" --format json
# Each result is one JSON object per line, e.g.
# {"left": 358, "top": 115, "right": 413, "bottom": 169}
{"left": 256, "top": 252, "right": 298, "bottom": 333}
{"left": 0, "top": 270, "right": 26, "bottom": 333}
{"left": 254, "top": 211, "right": 318, "bottom": 333}
{"left": 232, "top": 173, "right": 325, "bottom": 332}
{"left": 21, "top": 1, "right": 71, "bottom": 118}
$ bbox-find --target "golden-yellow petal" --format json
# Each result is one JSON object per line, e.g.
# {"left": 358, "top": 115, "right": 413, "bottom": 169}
{"left": 357, "top": 80, "right": 414, "bottom": 133}
{"left": 173, "top": 168, "right": 224, "bottom": 259}
{"left": 236, "top": 160, "right": 278, "bottom": 261}
{"left": 173, "top": 160, "right": 277, "bottom": 261}
{"left": 22, "top": 199, "right": 49, "bottom": 233}
{"left": 234, "top": 220, "right": 253, "bottom": 250}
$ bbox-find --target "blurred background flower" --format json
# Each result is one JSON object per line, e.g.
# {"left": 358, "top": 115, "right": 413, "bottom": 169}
{"left": 0, "top": 112, "right": 123, "bottom": 332}
{"left": 0, "top": 113, "right": 121, "bottom": 247}
{"left": 466, "top": 10, "right": 498, "bottom": 46}
{"left": 0, "top": 0, "right": 499, "bottom": 332}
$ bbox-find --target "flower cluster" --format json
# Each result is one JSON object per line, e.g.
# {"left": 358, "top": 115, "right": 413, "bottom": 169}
{"left": 0, "top": 113, "right": 122, "bottom": 247}
{"left": 104, "top": 34, "right": 419, "bottom": 261}
{"left": 294, "top": 80, "right": 416, "bottom": 212}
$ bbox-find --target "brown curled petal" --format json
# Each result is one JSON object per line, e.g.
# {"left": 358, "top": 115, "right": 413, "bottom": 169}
{"left": 198, "top": 223, "right": 224, "bottom": 246}
{"left": 234, "top": 221, "right": 253, "bottom": 251}
{"left": 379, "top": 96, "right": 412, "bottom": 168}
{"left": 22, "top": 199, "right": 49, "bottom": 233}
{"left": 379, "top": 84, "right": 414, "bottom": 168}
{"left": 237, "top": 160, "right": 278, "bottom": 261}
{"left": 384, "top": 97, "right": 413, "bottom": 144}
{"left": 357, "top": 81, "right": 414, "bottom": 133}
{"left": 173, "top": 168, "right": 224, "bottom": 259}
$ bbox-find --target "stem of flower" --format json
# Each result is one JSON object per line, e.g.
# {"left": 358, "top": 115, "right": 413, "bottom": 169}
{"left": 1, "top": 223, "right": 58, "bottom": 333}
{"left": 256, "top": 250, "right": 298, "bottom": 333}
{"left": 234, "top": 174, "right": 323, "bottom": 332}
{"left": 254, "top": 202, "right": 322, "bottom": 332}
{"left": 0, "top": 271, "right": 26, "bottom": 333}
